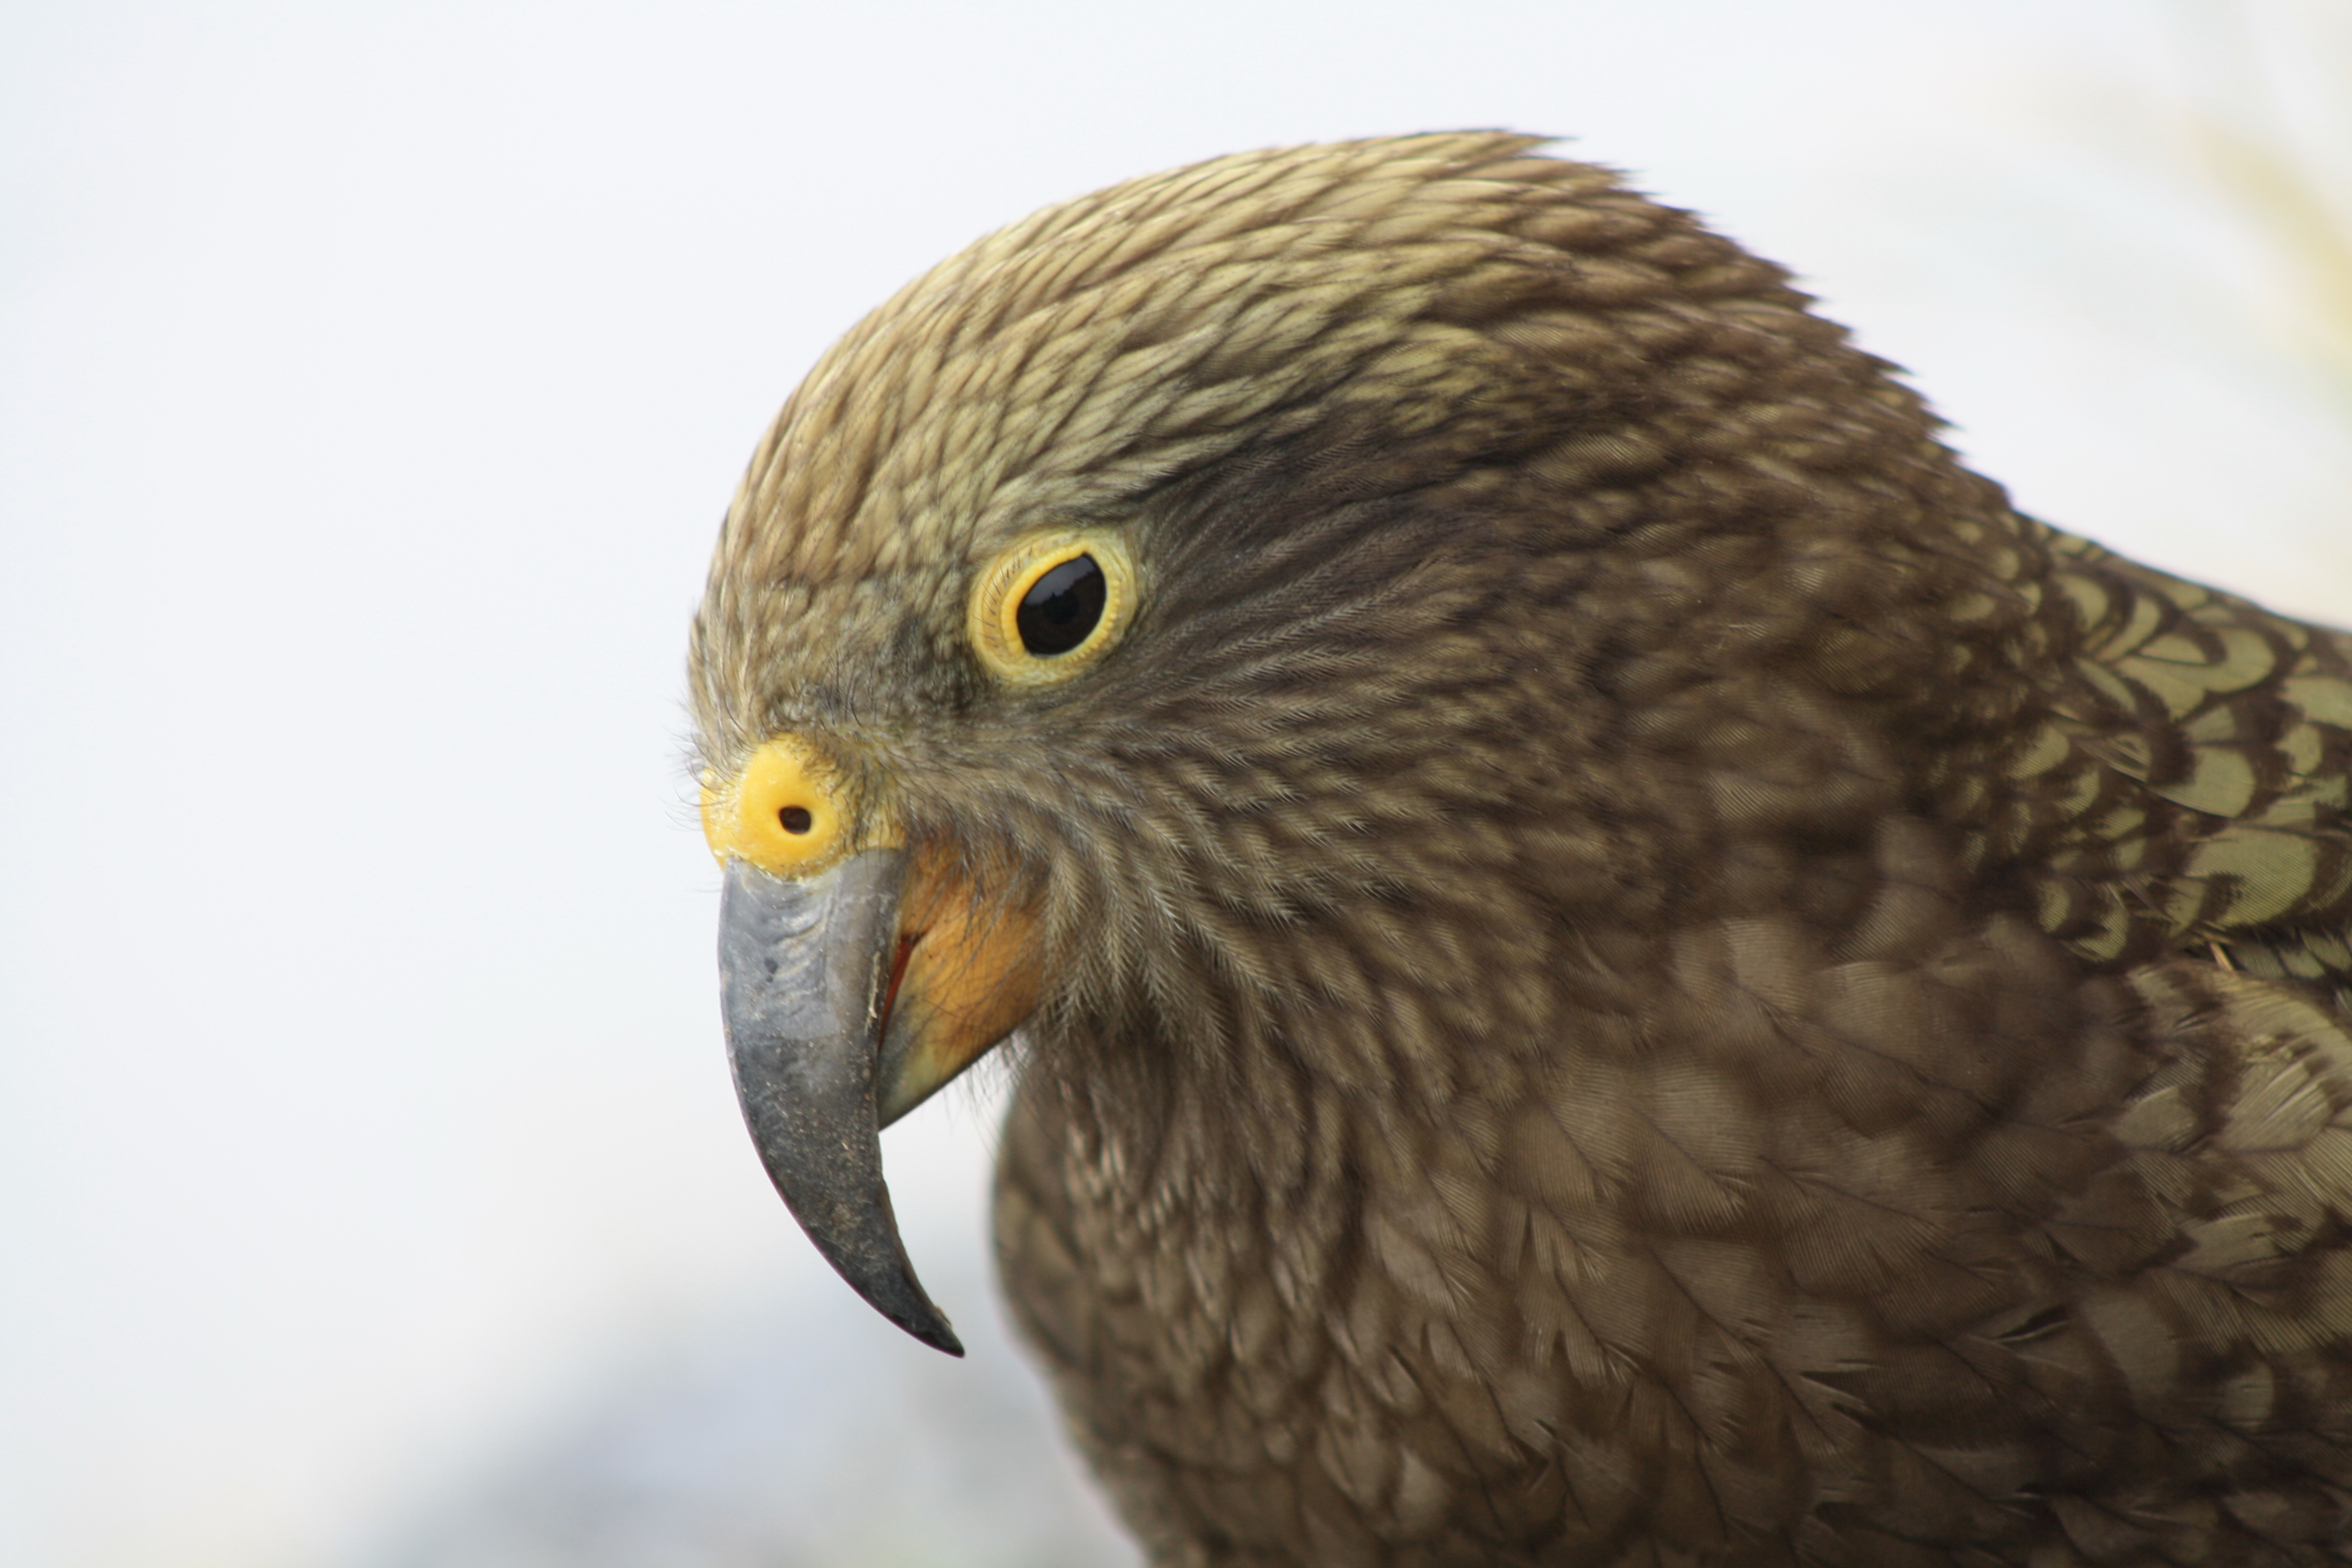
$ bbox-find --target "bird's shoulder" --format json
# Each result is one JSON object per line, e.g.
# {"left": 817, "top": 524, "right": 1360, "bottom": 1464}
{"left": 1979, "top": 528, "right": 2352, "bottom": 1001}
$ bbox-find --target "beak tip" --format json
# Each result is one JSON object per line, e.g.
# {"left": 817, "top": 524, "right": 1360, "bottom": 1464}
{"left": 909, "top": 1315, "right": 966, "bottom": 1357}
{"left": 840, "top": 1244, "right": 965, "bottom": 1356}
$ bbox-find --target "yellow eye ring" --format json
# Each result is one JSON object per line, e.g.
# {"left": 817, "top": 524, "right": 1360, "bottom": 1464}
{"left": 967, "top": 530, "right": 1137, "bottom": 686}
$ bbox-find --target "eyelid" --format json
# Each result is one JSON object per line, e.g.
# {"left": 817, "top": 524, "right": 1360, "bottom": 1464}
{"left": 967, "top": 530, "right": 1138, "bottom": 685}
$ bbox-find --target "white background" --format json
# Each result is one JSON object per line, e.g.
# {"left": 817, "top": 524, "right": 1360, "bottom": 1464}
{"left": 4, "top": 3, "right": 2348, "bottom": 1565}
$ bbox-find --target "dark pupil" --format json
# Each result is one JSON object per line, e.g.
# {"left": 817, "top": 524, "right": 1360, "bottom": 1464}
{"left": 1016, "top": 554, "right": 1106, "bottom": 656}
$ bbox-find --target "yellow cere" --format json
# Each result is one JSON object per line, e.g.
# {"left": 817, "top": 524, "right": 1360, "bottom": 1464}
{"left": 699, "top": 734, "right": 891, "bottom": 877}
{"left": 968, "top": 529, "right": 1137, "bottom": 685}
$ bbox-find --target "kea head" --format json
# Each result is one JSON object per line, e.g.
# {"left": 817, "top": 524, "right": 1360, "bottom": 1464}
{"left": 689, "top": 132, "right": 2030, "bottom": 1351}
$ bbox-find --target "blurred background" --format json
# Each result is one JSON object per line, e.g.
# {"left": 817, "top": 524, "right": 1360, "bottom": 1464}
{"left": 3, "top": 2, "right": 2348, "bottom": 1564}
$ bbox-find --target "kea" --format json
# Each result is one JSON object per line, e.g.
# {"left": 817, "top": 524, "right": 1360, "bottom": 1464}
{"left": 688, "top": 134, "right": 2352, "bottom": 1566}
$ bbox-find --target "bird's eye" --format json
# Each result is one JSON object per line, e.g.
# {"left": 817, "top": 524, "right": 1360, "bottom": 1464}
{"left": 1016, "top": 556, "right": 1106, "bottom": 654}
{"left": 969, "top": 530, "right": 1137, "bottom": 685}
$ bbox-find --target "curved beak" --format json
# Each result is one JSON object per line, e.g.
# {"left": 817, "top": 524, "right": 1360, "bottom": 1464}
{"left": 718, "top": 851, "right": 964, "bottom": 1355}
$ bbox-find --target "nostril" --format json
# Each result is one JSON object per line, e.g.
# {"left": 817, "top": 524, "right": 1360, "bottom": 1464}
{"left": 779, "top": 805, "right": 814, "bottom": 835}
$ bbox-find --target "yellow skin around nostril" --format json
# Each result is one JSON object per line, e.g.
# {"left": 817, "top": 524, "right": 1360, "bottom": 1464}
{"left": 699, "top": 734, "right": 891, "bottom": 877}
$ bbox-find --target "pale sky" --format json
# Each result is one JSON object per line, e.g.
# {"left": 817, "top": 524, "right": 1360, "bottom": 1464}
{"left": 3, "top": 3, "right": 2348, "bottom": 1566}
